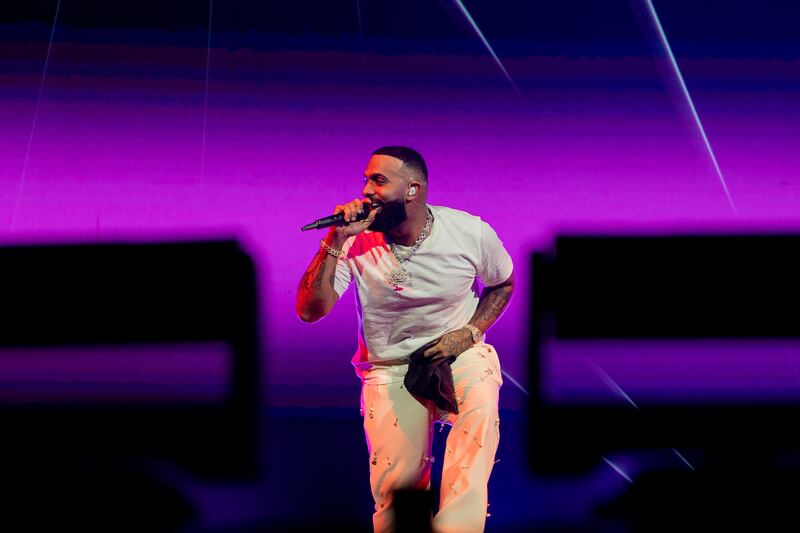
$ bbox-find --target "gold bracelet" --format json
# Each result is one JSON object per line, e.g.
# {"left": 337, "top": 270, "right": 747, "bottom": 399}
{"left": 320, "top": 239, "right": 345, "bottom": 258}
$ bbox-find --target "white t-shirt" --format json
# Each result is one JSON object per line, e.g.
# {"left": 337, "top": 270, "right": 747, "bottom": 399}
{"left": 333, "top": 204, "right": 513, "bottom": 384}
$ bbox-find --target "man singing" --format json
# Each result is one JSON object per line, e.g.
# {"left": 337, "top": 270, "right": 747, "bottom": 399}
{"left": 296, "top": 146, "right": 514, "bottom": 533}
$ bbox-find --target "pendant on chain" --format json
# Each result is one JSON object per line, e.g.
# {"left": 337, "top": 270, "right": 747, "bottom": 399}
{"left": 385, "top": 265, "right": 411, "bottom": 285}
{"left": 383, "top": 207, "right": 432, "bottom": 288}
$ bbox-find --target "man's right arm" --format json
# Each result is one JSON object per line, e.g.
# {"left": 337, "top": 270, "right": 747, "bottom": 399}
{"left": 295, "top": 230, "right": 347, "bottom": 323}
{"left": 295, "top": 198, "right": 376, "bottom": 323}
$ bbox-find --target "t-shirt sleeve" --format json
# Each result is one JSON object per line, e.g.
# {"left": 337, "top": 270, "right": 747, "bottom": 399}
{"left": 332, "top": 239, "right": 354, "bottom": 297}
{"left": 478, "top": 220, "right": 514, "bottom": 286}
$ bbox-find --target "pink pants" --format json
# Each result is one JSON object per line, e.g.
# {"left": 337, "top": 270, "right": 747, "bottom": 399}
{"left": 360, "top": 342, "right": 503, "bottom": 533}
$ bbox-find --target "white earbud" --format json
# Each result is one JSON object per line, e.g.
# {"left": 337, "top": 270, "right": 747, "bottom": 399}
{"left": 408, "top": 186, "right": 417, "bottom": 196}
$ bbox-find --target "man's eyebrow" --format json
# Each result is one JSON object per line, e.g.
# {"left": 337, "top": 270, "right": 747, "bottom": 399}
{"left": 364, "top": 173, "right": 389, "bottom": 180}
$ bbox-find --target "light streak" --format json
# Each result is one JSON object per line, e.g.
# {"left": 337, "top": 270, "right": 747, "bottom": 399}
{"left": 672, "top": 448, "right": 696, "bottom": 470}
{"left": 603, "top": 456, "right": 634, "bottom": 483}
{"left": 642, "top": 0, "right": 738, "bottom": 216}
{"left": 501, "top": 369, "right": 530, "bottom": 397}
{"left": 451, "top": 0, "right": 520, "bottom": 95}
{"left": 199, "top": 0, "right": 214, "bottom": 183}
{"left": 10, "top": 0, "right": 62, "bottom": 233}
{"left": 583, "top": 357, "right": 639, "bottom": 409}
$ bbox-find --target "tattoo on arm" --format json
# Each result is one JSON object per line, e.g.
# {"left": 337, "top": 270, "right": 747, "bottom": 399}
{"left": 300, "top": 249, "right": 335, "bottom": 294}
{"left": 441, "top": 329, "right": 473, "bottom": 356}
{"left": 327, "top": 250, "right": 340, "bottom": 288}
{"left": 470, "top": 283, "right": 513, "bottom": 334}
{"left": 296, "top": 245, "right": 343, "bottom": 321}
{"left": 299, "top": 253, "right": 322, "bottom": 292}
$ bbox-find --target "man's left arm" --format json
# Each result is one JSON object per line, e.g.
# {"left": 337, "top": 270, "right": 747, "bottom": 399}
{"left": 423, "top": 271, "right": 514, "bottom": 360}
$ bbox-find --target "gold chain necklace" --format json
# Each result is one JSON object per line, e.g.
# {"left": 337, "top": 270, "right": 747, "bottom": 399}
{"left": 384, "top": 208, "right": 433, "bottom": 286}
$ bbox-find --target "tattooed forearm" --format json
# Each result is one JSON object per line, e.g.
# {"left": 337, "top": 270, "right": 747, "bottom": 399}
{"left": 441, "top": 329, "right": 472, "bottom": 355}
{"left": 328, "top": 259, "right": 337, "bottom": 288}
{"left": 424, "top": 327, "right": 473, "bottom": 359}
{"left": 423, "top": 272, "right": 514, "bottom": 359}
{"left": 469, "top": 275, "right": 514, "bottom": 334}
{"left": 296, "top": 245, "right": 341, "bottom": 322}
{"left": 300, "top": 250, "right": 328, "bottom": 292}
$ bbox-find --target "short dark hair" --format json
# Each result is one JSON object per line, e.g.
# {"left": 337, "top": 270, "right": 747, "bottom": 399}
{"left": 372, "top": 146, "right": 428, "bottom": 183}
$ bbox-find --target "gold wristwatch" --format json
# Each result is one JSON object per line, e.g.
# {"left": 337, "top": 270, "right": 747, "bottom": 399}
{"left": 463, "top": 324, "right": 483, "bottom": 344}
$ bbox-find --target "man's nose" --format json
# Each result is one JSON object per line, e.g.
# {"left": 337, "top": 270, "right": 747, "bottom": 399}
{"left": 362, "top": 181, "right": 374, "bottom": 198}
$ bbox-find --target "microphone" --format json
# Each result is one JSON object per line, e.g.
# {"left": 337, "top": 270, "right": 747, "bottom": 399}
{"left": 300, "top": 202, "right": 372, "bottom": 231}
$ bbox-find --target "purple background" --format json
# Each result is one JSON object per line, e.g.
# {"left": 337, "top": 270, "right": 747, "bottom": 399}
{"left": 3, "top": 34, "right": 799, "bottom": 410}
{"left": 543, "top": 339, "right": 800, "bottom": 405}
{"left": 2, "top": 2, "right": 800, "bottom": 528}
{"left": 0, "top": 343, "right": 230, "bottom": 403}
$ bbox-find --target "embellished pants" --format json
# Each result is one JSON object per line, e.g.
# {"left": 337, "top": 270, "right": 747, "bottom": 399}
{"left": 360, "top": 342, "right": 503, "bottom": 533}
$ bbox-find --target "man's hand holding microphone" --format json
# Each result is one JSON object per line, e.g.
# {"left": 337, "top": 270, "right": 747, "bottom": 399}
{"left": 320, "top": 198, "right": 378, "bottom": 250}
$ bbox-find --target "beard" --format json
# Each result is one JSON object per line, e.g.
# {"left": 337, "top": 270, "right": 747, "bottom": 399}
{"left": 369, "top": 198, "right": 408, "bottom": 233}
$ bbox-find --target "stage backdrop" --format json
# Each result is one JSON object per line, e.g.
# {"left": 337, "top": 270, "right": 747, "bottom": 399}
{"left": 2, "top": 0, "right": 799, "bottom": 410}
